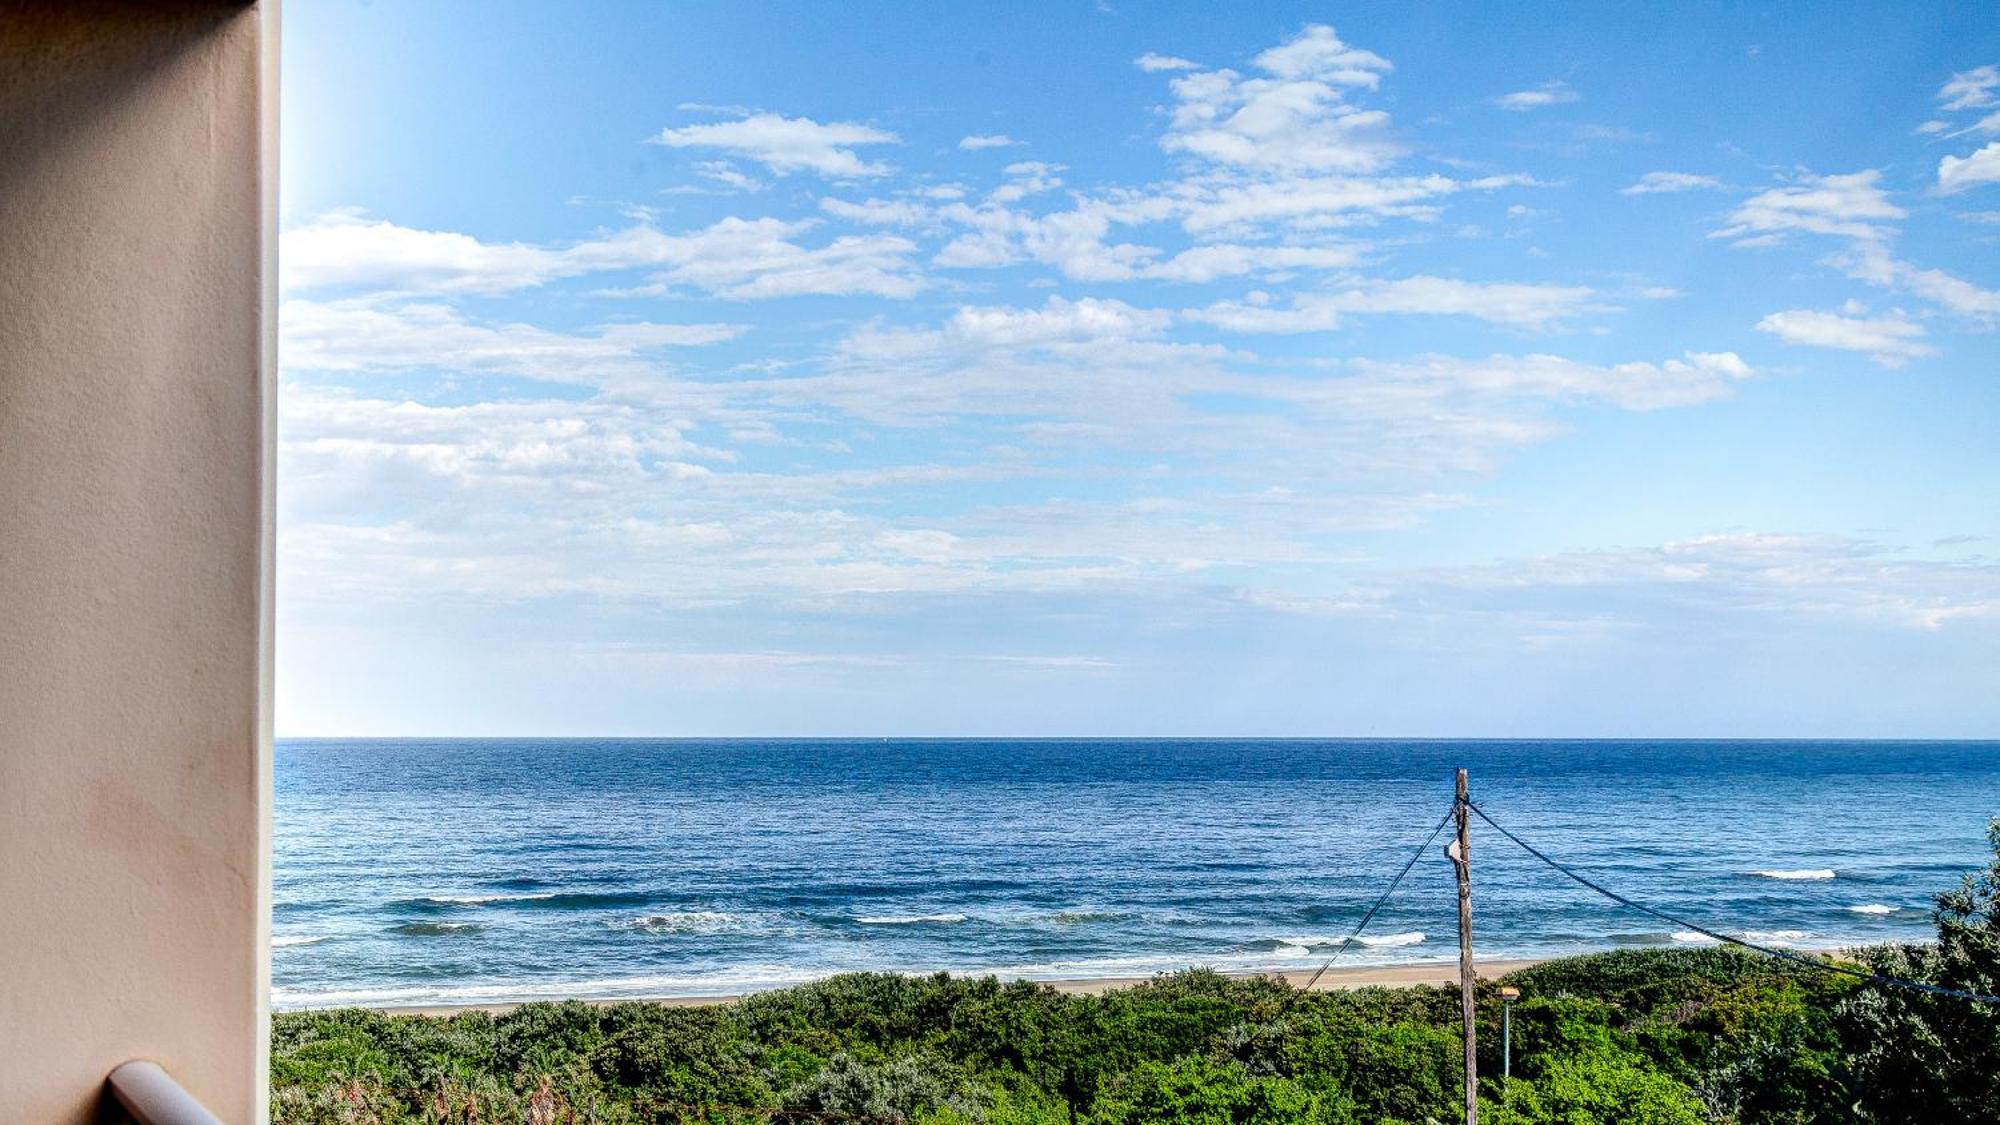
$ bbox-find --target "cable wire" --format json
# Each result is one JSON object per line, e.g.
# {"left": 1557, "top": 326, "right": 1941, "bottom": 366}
{"left": 1464, "top": 799, "right": 2000, "bottom": 1006}
{"left": 1281, "top": 803, "right": 1458, "bottom": 1012}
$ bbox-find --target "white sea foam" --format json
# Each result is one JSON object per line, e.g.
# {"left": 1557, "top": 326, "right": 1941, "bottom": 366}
{"left": 1739, "top": 929, "right": 1811, "bottom": 945}
{"left": 1355, "top": 931, "right": 1427, "bottom": 948}
{"left": 273, "top": 965, "right": 827, "bottom": 1009}
{"left": 389, "top": 921, "right": 484, "bottom": 936}
{"left": 271, "top": 940, "right": 1464, "bottom": 1010}
{"left": 1034, "top": 909, "right": 1131, "bottom": 925}
{"left": 1847, "top": 903, "right": 1899, "bottom": 915}
{"left": 1749, "top": 869, "right": 1836, "bottom": 881}
{"left": 1672, "top": 931, "right": 1720, "bottom": 944}
{"left": 614, "top": 912, "right": 742, "bottom": 934}
{"left": 272, "top": 935, "right": 327, "bottom": 948}
{"left": 856, "top": 913, "right": 969, "bottom": 925}
{"left": 1274, "top": 933, "right": 1426, "bottom": 950}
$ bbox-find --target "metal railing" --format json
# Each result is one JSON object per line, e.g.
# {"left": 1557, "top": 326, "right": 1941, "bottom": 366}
{"left": 106, "top": 1061, "right": 223, "bottom": 1125}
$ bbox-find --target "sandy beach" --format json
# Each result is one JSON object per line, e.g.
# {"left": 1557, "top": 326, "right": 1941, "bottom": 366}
{"left": 381, "top": 959, "right": 1544, "bottom": 1017}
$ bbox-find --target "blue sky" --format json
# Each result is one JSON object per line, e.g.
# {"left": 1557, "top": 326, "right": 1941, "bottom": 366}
{"left": 278, "top": 2, "right": 2000, "bottom": 737}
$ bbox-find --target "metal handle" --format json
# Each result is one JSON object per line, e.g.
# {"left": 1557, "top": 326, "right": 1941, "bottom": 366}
{"left": 106, "top": 1061, "right": 224, "bottom": 1125}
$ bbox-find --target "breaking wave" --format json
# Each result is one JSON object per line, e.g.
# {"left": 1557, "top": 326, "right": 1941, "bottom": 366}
{"left": 389, "top": 922, "right": 484, "bottom": 936}
{"left": 613, "top": 912, "right": 743, "bottom": 935}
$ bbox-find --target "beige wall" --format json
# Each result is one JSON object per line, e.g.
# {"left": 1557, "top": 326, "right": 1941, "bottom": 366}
{"left": 0, "top": 3, "right": 274, "bottom": 1121}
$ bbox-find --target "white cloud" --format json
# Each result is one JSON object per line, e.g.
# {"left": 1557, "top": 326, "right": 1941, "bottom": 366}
{"left": 1838, "top": 242, "right": 2000, "bottom": 321}
{"left": 282, "top": 209, "right": 571, "bottom": 294}
{"left": 1917, "top": 120, "right": 1951, "bottom": 136}
{"left": 1938, "top": 141, "right": 2000, "bottom": 194}
{"left": 280, "top": 298, "right": 744, "bottom": 389}
{"left": 284, "top": 210, "right": 926, "bottom": 300}
{"left": 820, "top": 196, "right": 935, "bottom": 226}
{"left": 1191, "top": 276, "right": 1604, "bottom": 332}
{"left": 989, "top": 161, "right": 1065, "bottom": 204}
{"left": 958, "top": 134, "right": 1022, "bottom": 151}
{"left": 1494, "top": 81, "right": 1579, "bottom": 111}
{"left": 1348, "top": 350, "right": 1752, "bottom": 411}
{"left": 1713, "top": 170, "right": 1905, "bottom": 245}
{"left": 1755, "top": 307, "right": 1934, "bottom": 367}
{"left": 1134, "top": 52, "right": 1198, "bottom": 73}
{"left": 1251, "top": 24, "right": 1393, "bottom": 86}
{"left": 1142, "top": 243, "right": 1366, "bottom": 282}
{"left": 943, "top": 296, "right": 1174, "bottom": 346}
{"left": 1939, "top": 65, "right": 2000, "bottom": 111}
{"left": 283, "top": 387, "right": 716, "bottom": 492}
{"left": 693, "top": 161, "right": 767, "bottom": 192}
{"left": 1701, "top": 168, "right": 1998, "bottom": 325}
{"left": 1156, "top": 25, "right": 1400, "bottom": 174}
{"left": 586, "top": 217, "right": 925, "bottom": 299}
{"left": 1621, "top": 171, "right": 1722, "bottom": 195}
{"left": 280, "top": 311, "right": 1760, "bottom": 617}
{"left": 650, "top": 113, "right": 899, "bottom": 178}
{"left": 1174, "top": 172, "right": 1517, "bottom": 233}
{"left": 1397, "top": 533, "right": 2000, "bottom": 632}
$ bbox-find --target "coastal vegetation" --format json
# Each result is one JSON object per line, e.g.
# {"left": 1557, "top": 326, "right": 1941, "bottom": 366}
{"left": 271, "top": 822, "right": 2000, "bottom": 1124}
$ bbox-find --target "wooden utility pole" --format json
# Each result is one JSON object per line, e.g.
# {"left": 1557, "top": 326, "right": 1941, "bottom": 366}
{"left": 1450, "top": 768, "right": 1478, "bottom": 1125}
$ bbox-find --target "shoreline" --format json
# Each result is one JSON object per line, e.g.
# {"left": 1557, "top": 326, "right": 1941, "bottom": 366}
{"left": 367, "top": 958, "right": 1545, "bottom": 1017}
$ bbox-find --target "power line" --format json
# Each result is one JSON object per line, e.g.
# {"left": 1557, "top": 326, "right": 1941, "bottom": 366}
{"left": 1464, "top": 799, "right": 2000, "bottom": 1007}
{"left": 1282, "top": 803, "right": 1457, "bottom": 1012}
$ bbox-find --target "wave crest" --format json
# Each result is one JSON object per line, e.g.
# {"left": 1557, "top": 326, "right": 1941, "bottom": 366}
{"left": 391, "top": 891, "right": 655, "bottom": 912}
{"left": 389, "top": 921, "right": 484, "bottom": 936}
{"left": 1748, "top": 869, "right": 1836, "bottom": 881}
{"left": 614, "top": 912, "right": 742, "bottom": 935}
{"left": 1354, "top": 931, "right": 1427, "bottom": 948}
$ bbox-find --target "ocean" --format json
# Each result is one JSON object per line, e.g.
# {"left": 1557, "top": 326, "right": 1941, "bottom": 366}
{"left": 272, "top": 739, "right": 2000, "bottom": 1009}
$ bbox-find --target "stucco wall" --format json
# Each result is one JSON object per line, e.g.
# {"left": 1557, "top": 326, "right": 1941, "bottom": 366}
{"left": 0, "top": 3, "right": 274, "bottom": 1120}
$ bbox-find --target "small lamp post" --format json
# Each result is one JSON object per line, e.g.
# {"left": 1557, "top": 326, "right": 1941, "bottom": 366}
{"left": 1498, "top": 986, "right": 1522, "bottom": 1083}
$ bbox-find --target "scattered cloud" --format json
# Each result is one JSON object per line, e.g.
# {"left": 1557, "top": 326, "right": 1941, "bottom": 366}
{"left": 1389, "top": 533, "right": 2000, "bottom": 633}
{"left": 1938, "top": 65, "right": 2000, "bottom": 112}
{"left": 1495, "top": 81, "right": 1579, "bottom": 111}
{"left": 1836, "top": 242, "right": 2000, "bottom": 321}
{"left": 1755, "top": 306, "right": 1934, "bottom": 367}
{"left": 693, "top": 161, "right": 767, "bottom": 192}
{"left": 1622, "top": 171, "right": 1722, "bottom": 195}
{"left": 277, "top": 29, "right": 1999, "bottom": 729}
{"left": 1156, "top": 24, "right": 1399, "bottom": 174}
{"left": 1713, "top": 170, "right": 1906, "bottom": 246}
{"left": 281, "top": 209, "right": 572, "bottom": 294}
{"left": 284, "top": 211, "right": 926, "bottom": 302}
{"left": 1938, "top": 141, "right": 2000, "bottom": 194}
{"left": 650, "top": 112, "right": 900, "bottom": 178}
{"left": 1190, "top": 276, "right": 1606, "bottom": 332}
{"left": 281, "top": 298, "right": 744, "bottom": 389}
{"left": 588, "top": 217, "right": 925, "bottom": 299}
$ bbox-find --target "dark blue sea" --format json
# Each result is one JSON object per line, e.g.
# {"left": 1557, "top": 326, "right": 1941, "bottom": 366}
{"left": 272, "top": 739, "right": 2000, "bottom": 1009}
